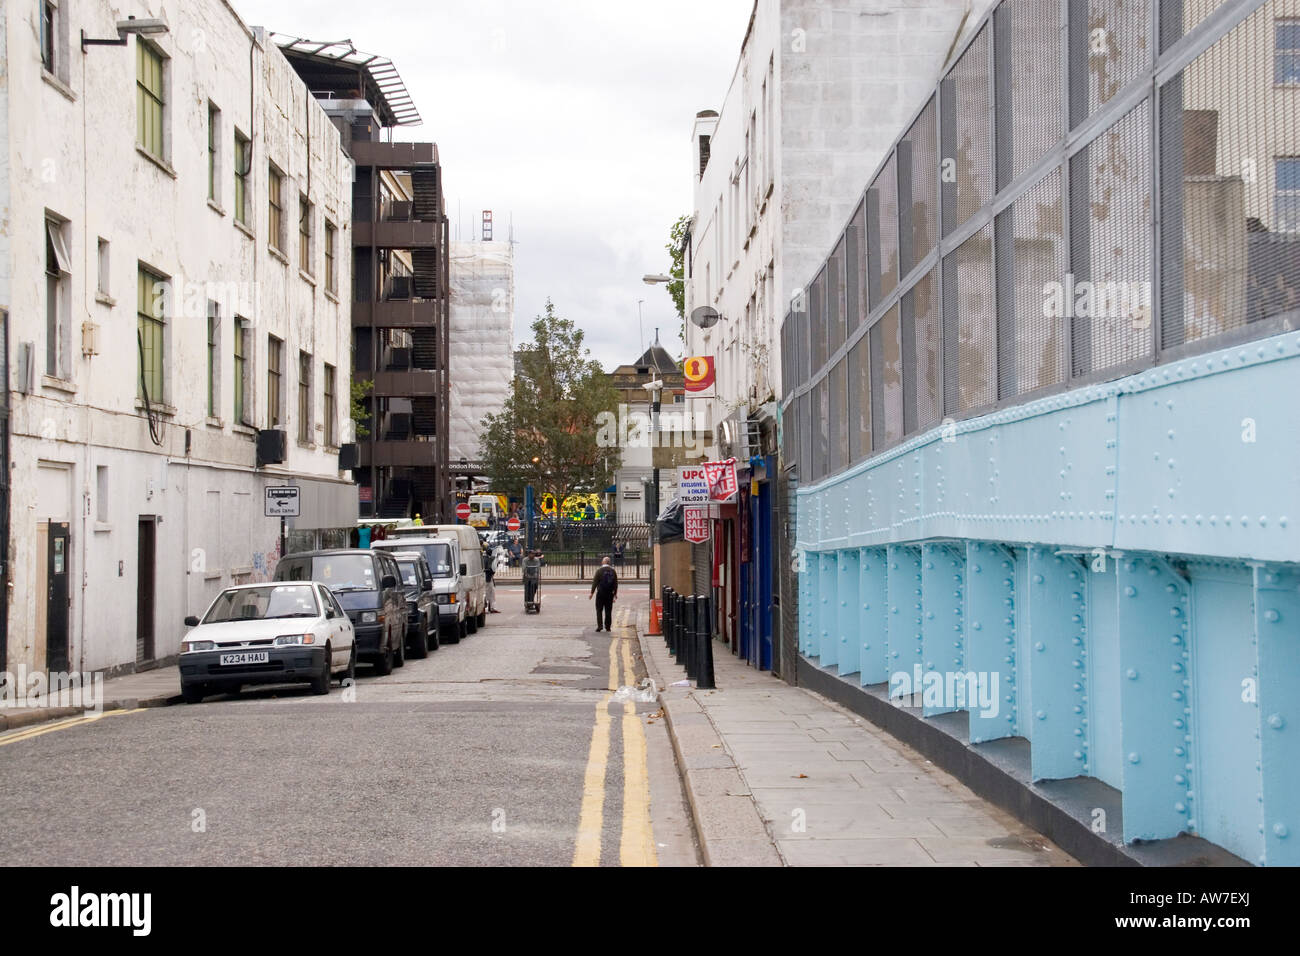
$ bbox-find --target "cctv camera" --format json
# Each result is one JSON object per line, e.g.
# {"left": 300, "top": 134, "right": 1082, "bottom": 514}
{"left": 642, "top": 379, "right": 664, "bottom": 392}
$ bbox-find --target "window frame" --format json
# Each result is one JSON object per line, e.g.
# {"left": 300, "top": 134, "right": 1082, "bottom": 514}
{"left": 207, "top": 102, "right": 221, "bottom": 204}
{"left": 268, "top": 164, "right": 285, "bottom": 254}
{"left": 1275, "top": 18, "right": 1300, "bottom": 86}
{"left": 233, "top": 317, "right": 249, "bottom": 425}
{"left": 266, "top": 335, "right": 283, "bottom": 429}
{"left": 136, "top": 39, "right": 167, "bottom": 162}
{"left": 1275, "top": 157, "right": 1300, "bottom": 231}
{"left": 206, "top": 302, "right": 220, "bottom": 418}
{"left": 324, "top": 220, "right": 337, "bottom": 294}
{"left": 234, "top": 130, "right": 251, "bottom": 226}
{"left": 40, "top": 0, "right": 57, "bottom": 75}
{"left": 323, "top": 363, "right": 337, "bottom": 447}
{"left": 298, "top": 350, "right": 312, "bottom": 443}
{"left": 45, "top": 216, "right": 72, "bottom": 380}
{"left": 299, "top": 194, "right": 314, "bottom": 275}
{"left": 137, "top": 265, "right": 168, "bottom": 403}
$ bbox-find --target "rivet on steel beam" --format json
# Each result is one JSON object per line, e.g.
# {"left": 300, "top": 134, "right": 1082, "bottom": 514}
{"left": 1128, "top": 753, "right": 1140, "bottom": 764}
{"left": 1265, "top": 609, "right": 1281, "bottom": 624}
{"left": 1126, "top": 669, "right": 1139, "bottom": 680}
{"left": 1268, "top": 714, "right": 1286, "bottom": 730}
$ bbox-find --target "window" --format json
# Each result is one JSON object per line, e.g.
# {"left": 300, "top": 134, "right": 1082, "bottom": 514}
{"left": 299, "top": 195, "right": 313, "bottom": 274}
{"left": 267, "top": 335, "right": 283, "bottom": 428}
{"left": 234, "top": 130, "right": 251, "bottom": 226}
{"left": 324, "top": 363, "right": 337, "bottom": 447}
{"left": 207, "top": 302, "right": 220, "bottom": 418}
{"left": 137, "top": 266, "right": 167, "bottom": 402}
{"left": 41, "top": 1, "right": 56, "bottom": 73}
{"left": 1278, "top": 158, "right": 1300, "bottom": 231}
{"left": 136, "top": 40, "right": 166, "bottom": 160}
{"left": 96, "top": 238, "right": 111, "bottom": 297}
{"left": 45, "top": 217, "right": 71, "bottom": 378}
{"left": 1276, "top": 19, "right": 1300, "bottom": 85}
{"left": 324, "top": 221, "right": 337, "bottom": 293}
{"left": 207, "top": 103, "right": 220, "bottom": 203}
{"left": 298, "top": 351, "right": 312, "bottom": 443}
{"left": 268, "top": 165, "right": 284, "bottom": 253}
{"left": 96, "top": 466, "right": 109, "bottom": 523}
{"left": 233, "top": 318, "right": 248, "bottom": 424}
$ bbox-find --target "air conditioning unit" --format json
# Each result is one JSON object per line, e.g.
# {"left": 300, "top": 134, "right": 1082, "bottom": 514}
{"left": 256, "top": 429, "right": 286, "bottom": 466}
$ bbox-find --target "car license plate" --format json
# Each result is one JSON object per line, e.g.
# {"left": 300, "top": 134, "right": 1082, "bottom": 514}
{"left": 219, "top": 651, "right": 269, "bottom": 666}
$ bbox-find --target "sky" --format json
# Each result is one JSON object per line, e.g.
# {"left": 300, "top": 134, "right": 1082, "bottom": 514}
{"left": 233, "top": 0, "right": 755, "bottom": 370}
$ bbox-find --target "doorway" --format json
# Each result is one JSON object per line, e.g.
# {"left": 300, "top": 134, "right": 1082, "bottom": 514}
{"left": 136, "top": 516, "right": 157, "bottom": 663}
{"left": 45, "top": 522, "right": 70, "bottom": 671}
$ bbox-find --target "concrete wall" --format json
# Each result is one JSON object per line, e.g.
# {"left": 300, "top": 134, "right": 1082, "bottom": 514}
{"left": 685, "top": 0, "right": 988, "bottom": 449}
{"left": 2, "top": 0, "right": 356, "bottom": 674}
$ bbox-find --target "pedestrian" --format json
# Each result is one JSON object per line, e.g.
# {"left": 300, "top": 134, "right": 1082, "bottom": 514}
{"left": 613, "top": 539, "right": 624, "bottom": 567}
{"left": 483, "top": 548, "right": 500, "bottom": 613}
{"left": 413, "top": 513, "right": 423, "bottom": 526}
{"left": 589, "top": 556, "right": 618, "bottom": 632}
{"left": 357, "top": 524, "right": 372, "bottom": 549}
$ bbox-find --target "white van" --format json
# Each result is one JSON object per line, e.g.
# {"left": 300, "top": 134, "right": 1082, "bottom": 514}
{"left": 373, "top": 535, "right": 470, "bottom": 641}
{"left": 387, "top": 524, "right": 488, "bottom": 632}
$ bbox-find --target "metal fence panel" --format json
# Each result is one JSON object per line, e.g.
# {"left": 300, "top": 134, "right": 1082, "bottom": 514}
{"left": 942, "top": 24, "right": 993, "bottom": 235}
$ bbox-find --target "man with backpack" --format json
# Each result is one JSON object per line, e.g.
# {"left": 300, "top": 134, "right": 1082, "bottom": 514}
{"left": 589, "top": 556, "right": 618, "bottom": 633}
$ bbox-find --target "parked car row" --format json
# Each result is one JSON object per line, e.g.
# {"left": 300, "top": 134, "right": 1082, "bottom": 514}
{"left": 177, "top": 529, "right": 491, "bottom": 703}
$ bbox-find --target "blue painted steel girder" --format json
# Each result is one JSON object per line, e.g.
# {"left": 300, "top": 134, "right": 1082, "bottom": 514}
{"left": 965, "top": 541, "right": 1018, "bottom": 742}
{"left": 817, "top": 552, "right": 837, "bottom": 666}
{"left": 1025, "top": 548, "right": 1089, "bottom": 782}
{"left": 836, "top": 549, "right": 861, "bottom": 676}
{"left": 920, "top": 543, "right": 966, "bottom": 717}
{"left": 1256, "top": 564, "right": 1300, "bottom": 866}
{"left": 1117, "top": 556, "right": 1192, "bottom": 844}
{"left": 886, "top": 545, "right": 924, "bottom": 699}
{"left": 859, "top": 548, "right": 890, "bottom": 686}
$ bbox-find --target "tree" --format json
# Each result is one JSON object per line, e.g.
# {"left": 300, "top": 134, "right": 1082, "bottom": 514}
{"left": 666, "top": 214, "right": 690, "bottom": 347}
{"left": 480, "top": 300, "right": 620, "bottom": 546}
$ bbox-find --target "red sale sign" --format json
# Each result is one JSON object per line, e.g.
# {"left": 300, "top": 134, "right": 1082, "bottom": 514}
{"left": 684, "top": 506, "right": 710, "bottom": 543}
{"left": 704, "top": 458, "right": 738, "bottom": 503}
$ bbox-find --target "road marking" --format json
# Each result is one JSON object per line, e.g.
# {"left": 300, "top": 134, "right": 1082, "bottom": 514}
{"left": 0, "top": 708, "right": 143, "bottom": 747}
{"left": 572, "top": 633, "right": 621, "bottom": 867}
{"left": 619, "top": 639, "right": 657, "bottom": 867}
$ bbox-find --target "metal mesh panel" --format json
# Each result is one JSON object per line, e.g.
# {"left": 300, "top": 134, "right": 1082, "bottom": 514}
{"left": 829, "top": 358, "right": 848, "bottom": 475}
{"left": 1160, "top": 3, "right": 1300, "bottom": 349}
{"left": 942, "top": 25, "right": 992, "bottom": 235}
{"left": 1072, "top": 0, "right": 1152, "bottom": 125}
{"left": 904, "top": 270, "right": 942, "bottom": 430}
{"left": 811, "top": 267, "right": 827, "bottom": 372}
{"left": 869, "top": 305, "right": 903, "bottom": 446}
{"left": 798, "top": 391, "right": 812, "bottom": 481}
{"left": 1160, "top": 0, "right": 1235, "bottom": 52}
{"left": 1070, "top": 101, "right": 1153, "bottom": 377}
{"left": 780, "top": 313, "right": 793, "bottom": 398}
{"left": 848, "top": 201, "right": 867, "bottom": 335}
{"left": 1005, "top": 167, "right": 1068, "bottom": 397}
{"left": 848, "top": 332, "right": 871, "bottom": 463}
{"left": 782, "top": 397, "right": 797, "bottom": 472}
{"left": 828, "top": 238, "right": 846, "bottom": 358}
{"left": 943, "top": 224, "right": 997, "bottom": 413}
{"left": 814, "top": 377, "right": 829, "bottom": 482}
{"left": 872, "top": 152, "right": 900, "bottom": 307}
{"left": 900, "top": 98, "right": 939, "bottom": 275}
{"left": 998, "top": 0, "right": 1063, "bottom": 188}
{"left": 794, "top": 303, "right": 809, "bottom": 390}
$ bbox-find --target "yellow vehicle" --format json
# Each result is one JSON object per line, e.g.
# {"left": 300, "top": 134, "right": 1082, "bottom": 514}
{"left": 539, "top": 493, "right": 606, "bottom": 521}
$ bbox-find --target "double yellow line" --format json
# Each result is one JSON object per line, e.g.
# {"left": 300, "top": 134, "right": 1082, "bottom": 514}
{"left": 572, "top": 626, "right": 657, "bottom": 867}
{"left": 0, "top": 708, "right": 142, "bottom": 748}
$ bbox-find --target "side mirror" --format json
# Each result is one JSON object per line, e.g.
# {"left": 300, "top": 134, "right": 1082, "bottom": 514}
{"left": 381, "top": 574, "right": 397, "bottom": 589}
{"left": 421, "top": 580, "right": 433, "bottom": 592}
{"left": 459, "top": 563, "right": 468, "bottom": 577}
{"left": 184, "top": 615, "right": 200, "bottom": 627}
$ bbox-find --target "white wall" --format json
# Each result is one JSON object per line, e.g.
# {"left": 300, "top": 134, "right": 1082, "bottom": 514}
{"left": 685, "top": 0, "right": 992, "bottom": 448}
{"left": 448, "top": 239, "right": 514, "bottom": 462}
{"left": 2, "top": 0, "right": 356, "bottom": 674}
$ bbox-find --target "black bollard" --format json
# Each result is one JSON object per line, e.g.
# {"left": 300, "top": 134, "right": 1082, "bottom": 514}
{"left": 683, "top": 596, "right": 698, "bottom": 681}
{"left": 670, "top": 591, "right": 681, "bottom": 661}
{"left": 663, "top": 588, "right": 675, "bottom": 654}
{"left": 696, "top": 593, "right": 716, "bottom": 690}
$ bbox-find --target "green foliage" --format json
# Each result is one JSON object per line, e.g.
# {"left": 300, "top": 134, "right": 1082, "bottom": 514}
{"left": 480, "top": 300, "right": 621, "bottom": 514}
{"left": 350, "top": 379, "right": 373, "bottom": 440}
{"left": 667, "top": 214, "right": 689, "bottom": 345}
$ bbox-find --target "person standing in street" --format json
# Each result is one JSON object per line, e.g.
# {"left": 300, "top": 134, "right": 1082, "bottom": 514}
{"left": 483, "top": 547, "right": 500, "bottom": 613}
{"left": 589, "top": 556, "right": 618, "bottom": 632}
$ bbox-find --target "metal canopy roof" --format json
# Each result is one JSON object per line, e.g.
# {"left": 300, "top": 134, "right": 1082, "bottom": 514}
{"left": 271, "top": 34, "right": 422, "bottom": 128}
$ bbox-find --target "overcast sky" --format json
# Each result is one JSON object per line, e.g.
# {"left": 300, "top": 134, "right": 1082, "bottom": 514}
{"left": 233, "top": 0, "right": 754, "bottom": 370}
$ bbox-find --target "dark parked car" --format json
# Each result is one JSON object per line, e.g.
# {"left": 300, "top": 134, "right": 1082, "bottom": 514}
{"left": 274, "top": 549, "right": 407, "bottom": 674}
{"left": 391, "top": 551, "right": 439, "bottom": 658}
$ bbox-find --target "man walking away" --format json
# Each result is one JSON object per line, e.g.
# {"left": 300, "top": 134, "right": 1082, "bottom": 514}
{"left": 484, "top": 547, "right": 500, "bottom": 613}
{"left": 589, "top": 556, "right": 618, "bottom": 632}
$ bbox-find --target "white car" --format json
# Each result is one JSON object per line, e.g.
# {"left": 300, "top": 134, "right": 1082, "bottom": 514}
{"left": 179, "top": 582, "right": 356, "bottom": 703}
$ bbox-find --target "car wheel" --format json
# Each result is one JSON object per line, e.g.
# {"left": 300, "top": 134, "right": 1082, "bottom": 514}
{"left": 344, "top": 643, "right": 357, "bottom": 684}
{"left": 310, "top": 645, "right": 331, "bottom": 696}
{"left": 373, "top": 641, "right": 393, "bottom": 676}
{"left": 466, "top": 613, "right": 478, "bottom": 635}
{"left": 393, "top": 625, "right": 406, "bottom": 668}
{"left": 428, "top": 623, "right": 440, "bottom": 652}
{"left": 458, "top": 618, "right": 468, "bottom": 641}
{"left": 477, "top": 611, "right": 487, "bottom": 629}
{"left": 410, "top": 617, "right": 429, "bottom": 659}
{"left": 181, "top": 684, "right": 205, "bottom": 704}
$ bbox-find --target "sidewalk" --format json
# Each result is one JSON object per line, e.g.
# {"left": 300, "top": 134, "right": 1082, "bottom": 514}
{"left": 637, "top": 613, "right": 1077, "bottom": 867}
{"left": 0, "top": 666, "right": 180, "bottom": 732}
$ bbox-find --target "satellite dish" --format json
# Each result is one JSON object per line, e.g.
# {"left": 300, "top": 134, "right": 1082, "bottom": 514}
{"left": 690, "top": 305, "right": 720, "bottom": 329}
